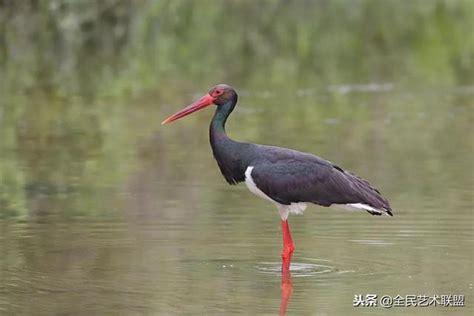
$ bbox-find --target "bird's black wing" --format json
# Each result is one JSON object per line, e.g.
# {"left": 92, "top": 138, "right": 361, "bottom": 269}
{"left": 250, "top": 146, "right": 392, "bottom": 216}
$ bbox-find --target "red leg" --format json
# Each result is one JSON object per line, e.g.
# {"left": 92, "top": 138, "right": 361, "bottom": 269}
{"left": 281, "top": 219, "right": 295, "bottom": 260}
{"left": 280, "top": 220, "right": 294, "bottom": 316}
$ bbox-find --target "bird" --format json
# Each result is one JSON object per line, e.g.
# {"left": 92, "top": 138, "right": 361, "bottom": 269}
{"left": 162, "top": 84, "right": 392, "bottom": 262}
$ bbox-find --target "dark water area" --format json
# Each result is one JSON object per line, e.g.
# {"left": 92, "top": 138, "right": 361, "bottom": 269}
{"left": 1, "top": 1, "right": 473, "bottom": 315}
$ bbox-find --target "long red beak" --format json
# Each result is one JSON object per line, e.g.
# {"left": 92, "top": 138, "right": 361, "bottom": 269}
{"left": 161, "top": 94, "right": 216, "bottom": 125}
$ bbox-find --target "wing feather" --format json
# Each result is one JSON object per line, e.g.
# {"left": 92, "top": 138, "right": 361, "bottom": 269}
{"left": 250, "top": 151, "right": 392, "bottom": 216}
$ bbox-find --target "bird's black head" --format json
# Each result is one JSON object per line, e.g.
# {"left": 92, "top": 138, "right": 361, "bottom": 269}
{"left": 161, "top": 84, "right": 237, "bottom": 125}
{"left": 209, "top": 84, "right": 237, "bottom": 106}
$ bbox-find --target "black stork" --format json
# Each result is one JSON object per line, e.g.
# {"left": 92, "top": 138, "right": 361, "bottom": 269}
{"left": 162, "top": 84, "right": 393, "bottom": 264}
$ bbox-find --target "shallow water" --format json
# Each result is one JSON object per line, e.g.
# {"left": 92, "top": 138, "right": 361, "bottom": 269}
{"left": 1, "top": 85, "right": 472, "bottom": 315}
{"left": 1, "top": 2, "right": 474, "bottom": 314}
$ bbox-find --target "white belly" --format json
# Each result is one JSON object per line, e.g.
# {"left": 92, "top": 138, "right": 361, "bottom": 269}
{"left": 244, "top": 166, "right": 307, "bottom": 220}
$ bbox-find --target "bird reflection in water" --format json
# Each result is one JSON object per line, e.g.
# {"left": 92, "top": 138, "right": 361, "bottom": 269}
{"left": 279, "top": 253, "right": 293, "bottom": 316}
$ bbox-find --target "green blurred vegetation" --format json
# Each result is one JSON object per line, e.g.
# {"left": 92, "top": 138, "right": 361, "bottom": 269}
{"left": 1, "top": 0, "right": 473, "bottom": 97}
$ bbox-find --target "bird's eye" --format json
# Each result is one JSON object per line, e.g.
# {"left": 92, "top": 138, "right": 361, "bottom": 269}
{"left": 215, "top": 90, "right": 222, "bottom": 96}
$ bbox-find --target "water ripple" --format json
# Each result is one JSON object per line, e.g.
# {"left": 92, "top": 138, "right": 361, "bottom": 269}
{"left": 254, "top": 260, "right": 341, "bottom": 278}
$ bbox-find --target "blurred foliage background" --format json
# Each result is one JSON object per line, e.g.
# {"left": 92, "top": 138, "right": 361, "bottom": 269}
{"left": 2, "top": 0, "right": 473, "bottom": 96}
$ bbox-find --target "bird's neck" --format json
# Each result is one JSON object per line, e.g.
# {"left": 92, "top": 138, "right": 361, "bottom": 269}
{"left": 209, "top": 96, "right": 248, "bottom": 184}
{"left": 209, "top": 96, "right": 237, "bottom": 140}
